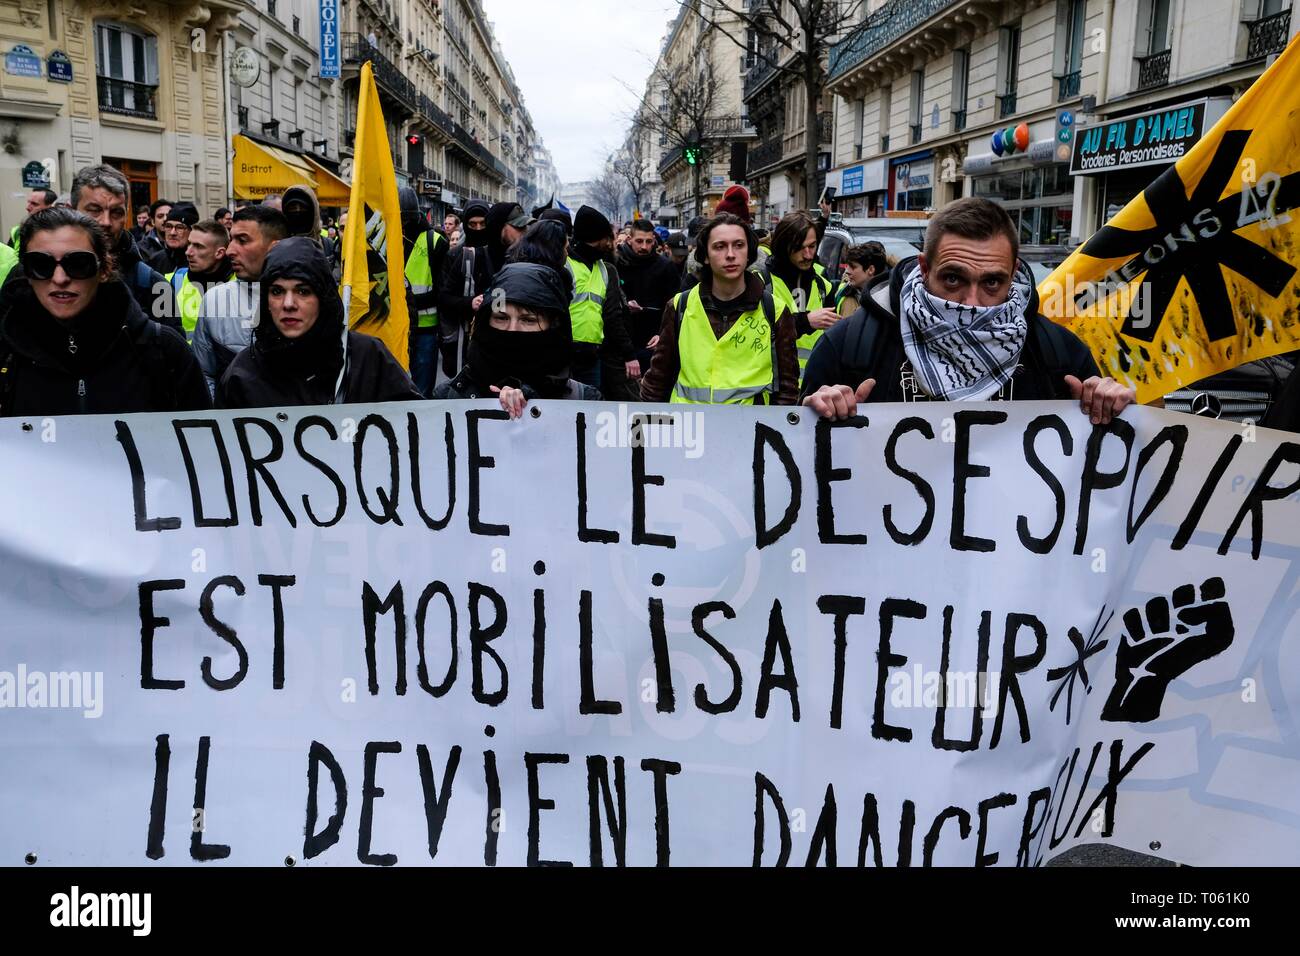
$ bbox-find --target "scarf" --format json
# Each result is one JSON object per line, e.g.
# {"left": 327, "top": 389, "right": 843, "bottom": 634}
{"left": 898, "top": 262, "right": 1033, "bottom": 401}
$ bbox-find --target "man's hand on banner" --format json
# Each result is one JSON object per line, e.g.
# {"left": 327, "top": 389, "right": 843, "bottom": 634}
{"left": 1102, "top": 578, "right": 1236, "bottom": 724}
{"left": 803, "top": 379, "right": 876, "bottom": 419}
{"left": 491, "top": 385, "right": 527, "bottom": 419}
{"left": 1065, "top": 375, "right": 1137, "bottom": 426}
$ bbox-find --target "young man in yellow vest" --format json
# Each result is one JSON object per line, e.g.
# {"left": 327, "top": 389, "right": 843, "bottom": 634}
{"left": 640, "top": 213, "right": 800, "bottom": 405}
{"left": 567, "top": 205, "right": 636, "bottom": 395}
{"left": 166, "top": 219, "right": 234, "bottom": 344}
{"left": 760, "top": 211, "right": 843, "bottom": 390}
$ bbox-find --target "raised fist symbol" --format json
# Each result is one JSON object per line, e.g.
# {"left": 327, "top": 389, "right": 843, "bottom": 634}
{"left": 1101, "top": 578, "right": 1235, "bottom": 723}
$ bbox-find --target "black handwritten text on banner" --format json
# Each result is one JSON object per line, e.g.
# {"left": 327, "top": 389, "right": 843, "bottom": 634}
{"left": 0, "top": 401, "right": 1297, "bottom": 866}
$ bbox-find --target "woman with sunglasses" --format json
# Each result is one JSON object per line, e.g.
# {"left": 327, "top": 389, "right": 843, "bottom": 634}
{"left": 0, "top": 208, "right": 210, "bottom": 416}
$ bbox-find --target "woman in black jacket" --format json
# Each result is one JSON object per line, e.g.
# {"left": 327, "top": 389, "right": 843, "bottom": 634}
{"left": 0, "top": 207, "right": 210, "bottom": 416}
{"left": 217, "top": 237, "right": 420, "bottom": 409}
{"left": 434, "top": 261, "right": 600, "bottom": 416}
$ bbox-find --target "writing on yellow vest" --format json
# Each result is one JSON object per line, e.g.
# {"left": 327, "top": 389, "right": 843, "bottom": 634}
{"left": 670, "top": 285, "right": 777, "bottom": 405}
{"left": 765, "top": 269, "right": 831, "bottom": 384}
{"left": 404, "top": 229, "right": 445, "bottom": 329}
{"left": 567, "top": 257, "right": 607, "bottom": 346}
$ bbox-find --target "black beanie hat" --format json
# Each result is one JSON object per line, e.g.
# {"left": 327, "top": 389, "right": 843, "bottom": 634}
{"left": 573, "top": 205, "right": 612, "bottom": 244}
{"left": 164, "top": 202, "right": 199, "bottom": 227}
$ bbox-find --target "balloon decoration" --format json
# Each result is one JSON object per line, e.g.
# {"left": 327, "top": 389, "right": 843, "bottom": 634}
{"left": 991, "top": 129, "right": 1004, "bottom": 156}
{"left": 1014, "top": 122, "right": 1031, "bottom": 152}
{"left": 1003, "top": 127, "right": 1018, "bottom": 154}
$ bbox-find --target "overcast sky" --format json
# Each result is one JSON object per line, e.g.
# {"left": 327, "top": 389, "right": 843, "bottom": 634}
{"left": 482, "top": 0, "right": 683, "bottom": 185}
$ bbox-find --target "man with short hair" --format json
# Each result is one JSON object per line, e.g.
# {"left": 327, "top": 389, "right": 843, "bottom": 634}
{"left": 140, "top": 198, "right": 172, "bottom": 259}
{"left": 147, "top": 202, "right": 198, "bottom": 274}
{"left": 167, "top": 219, "right": 234, "bottom": 344}
{"left": 802, "top": 196, "right": 1135, "bottom": 424}
{"left": 617, "top": 219, "right": 682, "bottom": 377}
{"left": 131, "top": 208, "right": 150, "bottom": 242}
{"left": 641, "top": 213, "right": 799, "bottom": 406}
{"left": 442, "top": 212, "right": 461, "bottom": 247}
{"left": 9, "top": 188, "right": 56, "bottom": 247}
{"left": 192, "top": 205, "right": 288, "bottom": 391}
{"left": 71, "top": 165, "right": 178, "bottom": 333}
{"left": 215, "top": 207, "right": 233, "bottom": 230}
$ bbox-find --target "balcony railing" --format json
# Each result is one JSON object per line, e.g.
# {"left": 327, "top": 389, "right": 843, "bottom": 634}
{"left": 1057, "top": 70, "right": 1081, "bottom": 100}
{"left": 998, "top": 92, "right": 1017, "bottom": 117}
{"left": 703, "top": 116, "right": 758, "bottom": 138}
{"left": 447, "top": 22, "right": 468, "bottom": 55}
{"left": 658, "top": 146, "right": 683, "bottom": 173}
{"left": 1246, "top": 9, "right": 1292, "bottom": 59}
{"left": 747, "top": 138, "right": 784, "bottom": 175}
{"left": 343, "top": 34, "right": 416, "bottom": 112}
{"left": 952, "top": 109, "right": 967, "bottom": 132}
{"left": 417, "top": 93, "right": 456, "bottom": 138}
{"left": 743, "top": 54, "right": 780, "bottom": 99}
{"left": 829, "top": 0, "right": 960, "bottom": 81}
{"left": 1136, "top": 48, "right": 1171, "bottom": 90}
{"left": 97, "top": 76, "right": 157, "bottom": 119}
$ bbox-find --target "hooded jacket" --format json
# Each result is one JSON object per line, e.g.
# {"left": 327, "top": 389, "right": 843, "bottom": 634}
{"left": 0, "top": 273, "right": 210, "bottom": 416}
{"left": 434, "top": 262, "right": 599, "bottom": 402}
{"left": 217, "top": 238, "right": 421, "bottom": 409}
{"left": 800, "top": 257, "right": 1101, "bottom": 403}
{"left": 282, "top": 186, "right": 324, "bottom": 248}
{"left": 569, "top": 242, "right": 634, "bottom": 363}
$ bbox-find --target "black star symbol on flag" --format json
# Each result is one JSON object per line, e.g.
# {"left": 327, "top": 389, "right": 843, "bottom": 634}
{"left": 1078, "top": 130, "right": 1300, "bottom": 343}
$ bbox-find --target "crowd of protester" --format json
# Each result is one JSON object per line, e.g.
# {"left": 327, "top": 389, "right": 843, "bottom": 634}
{"left": 4, "top": 162, "right": 1295, "bottom": 431}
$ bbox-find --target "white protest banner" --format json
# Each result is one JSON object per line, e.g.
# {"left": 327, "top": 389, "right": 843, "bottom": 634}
{"left": 0, "top": 401, "right": 1297, "bottom": 867}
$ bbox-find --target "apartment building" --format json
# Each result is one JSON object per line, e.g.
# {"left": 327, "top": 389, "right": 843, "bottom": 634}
{"left": 825, "top": 0, "right": 1296, "bottom": 247}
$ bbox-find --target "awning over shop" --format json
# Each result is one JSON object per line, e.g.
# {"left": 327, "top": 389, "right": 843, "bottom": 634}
{"left": 231, "top": 134, "right": 319, "bottom": 200}
{"left": 303, "top": 155, "right": 350, "bottom": 207}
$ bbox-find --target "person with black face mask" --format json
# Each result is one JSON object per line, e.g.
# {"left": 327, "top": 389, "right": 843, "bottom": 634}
{"left": 617, "top": 219, "right": 681, "bottom": 374}
{"left": 438, "top": 199, "right": 495, "bottom": 381}
{"left": 281, "top": 186, "right": 323, "bottom": 246}
{"left": 433, "top": 261, "right": 600, "bottom": 415}
{"left": 216, "top": 237, "right": 421, "bottom": 409}
{"left": 567, "top": 205, "right": 636, "bottom": 398}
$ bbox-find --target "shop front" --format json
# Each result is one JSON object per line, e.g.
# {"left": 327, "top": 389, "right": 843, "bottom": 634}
{"left": 889, "top": 151, "right": 933, "bottom": 212}
{"left": 824, "top": 158, "right": 886, "bottom": 218}
{"left": 1069, "top": 97, "right": 1231, "bottom": 228}
{"left": 965, "top": 124, "right": 1073, "bottom": 249}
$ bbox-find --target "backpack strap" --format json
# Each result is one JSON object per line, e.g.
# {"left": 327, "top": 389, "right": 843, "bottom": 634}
{"left": 463, "top": 246, "right": 476, "bottom": 297}
{"left": 134, "top": 260, "right": 154, "bottom": 292}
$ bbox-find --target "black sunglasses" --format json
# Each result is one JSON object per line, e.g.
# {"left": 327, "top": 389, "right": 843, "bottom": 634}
{"left": 22, "top": 250, "right": 100, "bottom": 281}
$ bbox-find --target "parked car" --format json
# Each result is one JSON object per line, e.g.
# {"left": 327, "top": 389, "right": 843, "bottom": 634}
{"left": 1163, "top": 355, "right": 1296, "bottom": 423}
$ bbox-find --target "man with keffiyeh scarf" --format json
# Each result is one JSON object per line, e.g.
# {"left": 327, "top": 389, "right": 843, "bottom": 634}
{"left": 800, "top": 197, "right": 1136, "bottom": 425}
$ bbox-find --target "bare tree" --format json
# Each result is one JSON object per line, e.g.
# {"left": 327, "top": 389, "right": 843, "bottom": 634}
{"left": 612, "top": 147, "right": 651, "bottom": 219}
{"left": 624, "top": 55, "right": 719, "bottom": 218}
{"left": 590, "top": 162, "right": 629, "bottom": 222}
{"left": 693, "top": 0, "right": 870, "bottom": 211}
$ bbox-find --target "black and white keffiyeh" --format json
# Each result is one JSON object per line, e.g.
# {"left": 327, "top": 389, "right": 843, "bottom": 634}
{"left": 898, "top": 262, "right": 1034, "bottom": 401}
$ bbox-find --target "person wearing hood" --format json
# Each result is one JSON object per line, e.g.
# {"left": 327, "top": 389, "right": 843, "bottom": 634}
{"left": 617, "top": 219, "right": 680, "bottom": 374}
{"left": 146, "top": 201, "right": 198, "bottom": 275}
{"left": 801, "top": 197, "right": 1134, "bottom": 424}
{"left": 538, "top": 206, "right": 573, "bottom": 237}
{"left": 69, "top": 165, "right": 179, "bottom": 335}
{"left": 282, "top": 185, "right": 323, "bottom": 247}
{"left": 434, "top": 261, "right": 600, "bottom": 415}
{"left": 399, "top": 185, "right": 448, "bottom": 397}
{"left": 217, "top": 237, "right": 420, "bottom": 409}
{"left": 567, "top": 205, "right": 636, "bottom": 396}
{"left": 438, "top": 200, "right": 528, "bottom": 381}
{"left": 167, "top": 219, "right": 235, "bottom": 343}
{"left": 0, "top": 208, "right": 210, "bottom": 416}
{"left": 762, "top": 211, "right": 842, "bottom": 388}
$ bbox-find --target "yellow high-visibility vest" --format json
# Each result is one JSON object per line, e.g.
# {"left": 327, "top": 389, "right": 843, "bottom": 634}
{"left": 765, "top": 269, "right": 831, "bottom": 383}
{"left": 566, "top": 257, "right": 608, "bottom": 345}
{"left": 404, "top": 229, "right": 446, "bottom": 329}
{"left": 670, "top": 285, "right": 777, "bottom": 405}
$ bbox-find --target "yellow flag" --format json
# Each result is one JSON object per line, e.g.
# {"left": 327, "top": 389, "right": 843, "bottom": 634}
{"left": 341, "top": 61, "right": 410, "bottom": 370}
{"left": 1040, "top": 34, "right": 1300, "bottom": 404}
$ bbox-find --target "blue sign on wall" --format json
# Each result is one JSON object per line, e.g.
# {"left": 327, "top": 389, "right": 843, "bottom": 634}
{"left": 47, "top": 50, "right": 72, "bottom": 82}
{"left": 319, "top": 0, "right": 340, "bottom": 78}
{"left": 5, "top": 44, "right": 42, "bottom": 79}
{"left": 842, "top": 164, "right": 865, "bottom": 194}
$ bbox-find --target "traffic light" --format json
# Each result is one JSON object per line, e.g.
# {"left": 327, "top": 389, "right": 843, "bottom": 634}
{"left": 406, "top": 133, "right": 423, "bottom": 148}
{"left": 684, "top": 144, "right": 702, "bottom": 166}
